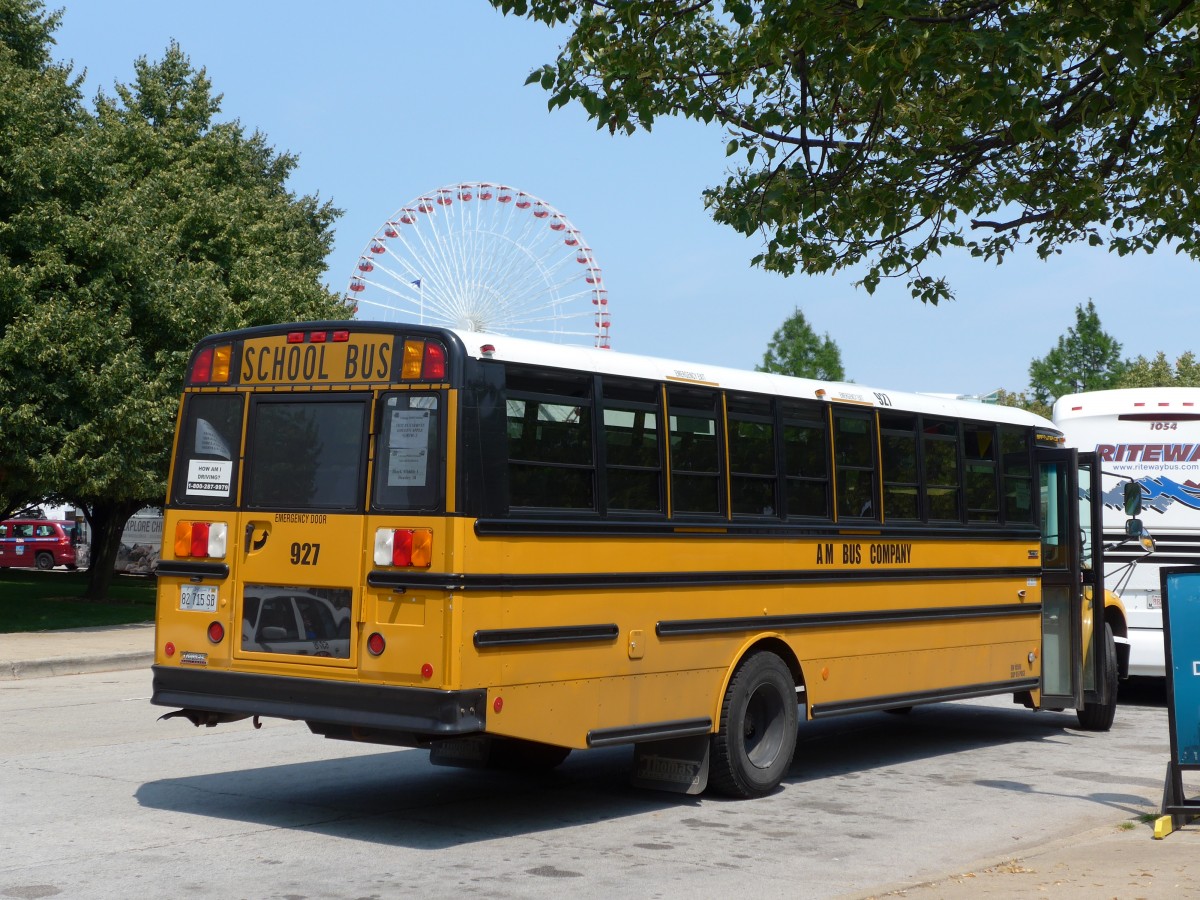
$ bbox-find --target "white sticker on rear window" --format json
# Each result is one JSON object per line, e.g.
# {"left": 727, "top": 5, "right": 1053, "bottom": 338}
{"left": 187, "top": 459, "right": 233, "bottom": 496}
{"left": 386, "top": 410, "right": 431, "bottom": 488}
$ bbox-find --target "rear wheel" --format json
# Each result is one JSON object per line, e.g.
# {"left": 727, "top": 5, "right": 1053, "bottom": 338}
{"left": 1077, "top": 623, "right": 1118, "bottom": 731}
{"left": 709, "top": 652, "right": 798, "bottom": 798}
{"left": 35, "top": 552, "right": 54, "bottom": 570}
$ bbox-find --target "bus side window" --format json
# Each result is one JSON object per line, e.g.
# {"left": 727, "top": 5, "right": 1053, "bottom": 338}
{"left": 833, "top": 411, "right": 878, "bottom": 521}
{"left": 880, "top": 412, "right": 920, "bottom": 520}
{"left": 922, "top": 419, "right": 961, "bottom": 522}
{"left": 964, "top": 423, "right": 1000, "bottom": 523}
{"left": 999, "top": 426, "right": 1035, "bottom": 524}
{"left": 601, "top": 379, "right": 664, "bottom": 515}
{"left": 780, "top": 400, "right": 830, "bottom": 520}
{"left": 505, "top": 368, "right": 595, "bottom": 512}
{"left": 667, "top": 387, "right": 723, "bottom": 516}
{"left": 728, "top": 395, "right": 778, "bottom": 517}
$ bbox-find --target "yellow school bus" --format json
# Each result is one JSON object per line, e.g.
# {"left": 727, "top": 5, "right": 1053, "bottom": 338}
{"left": 152, "top": 322, "right": 1127, "bottom": 797}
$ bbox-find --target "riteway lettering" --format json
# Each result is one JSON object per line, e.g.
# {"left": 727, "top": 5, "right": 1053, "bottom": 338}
{"left": 1097, "top": 443, "right": 1200, "bottom": 463}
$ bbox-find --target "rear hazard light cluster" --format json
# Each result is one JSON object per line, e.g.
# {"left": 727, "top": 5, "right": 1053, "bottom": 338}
{"left": 174, "top": 521, "right": 229, "bottom": 559}
{"left": 401, "top": 339, "right": 446, "bottom": 381}
{"left": 374, "top": 527, "right": 432, "bottom": 567}
{"left": 188, "top": 344, "right": 233, "bottom": 385}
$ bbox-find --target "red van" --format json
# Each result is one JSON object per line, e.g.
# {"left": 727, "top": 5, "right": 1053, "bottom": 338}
{"left": 0, "top": 518, "right": 80, "bottom": 570}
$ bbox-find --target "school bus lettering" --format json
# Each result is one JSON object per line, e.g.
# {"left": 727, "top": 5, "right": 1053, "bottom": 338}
{"left": 344, "top": 341, "right": 391, "bottom": 381}
{"left": 239, "top": 337, "right": 392, "bottom": 385}
{"left": 242, "top": 344, "right": 331, "bottom": 383}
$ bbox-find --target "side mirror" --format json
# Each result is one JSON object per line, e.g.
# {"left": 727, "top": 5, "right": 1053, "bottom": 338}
{"left": 1126, "top": 518, "right": 1156, "bottom": 553}
{"left": 1123, "top": 480, "right": 1143, "bottom": 516}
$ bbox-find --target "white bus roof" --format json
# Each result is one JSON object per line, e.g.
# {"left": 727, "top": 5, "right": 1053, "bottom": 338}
{"left": 1052, "top": 387, "right": 1200, "bottom": 421}
{"left": 450, "top": 329, "right": 1054, "bottom": 430}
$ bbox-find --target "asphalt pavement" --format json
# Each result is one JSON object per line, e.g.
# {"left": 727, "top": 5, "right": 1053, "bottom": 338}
{"left": 2, "top": 623, "right": 1198, "bottom": 897}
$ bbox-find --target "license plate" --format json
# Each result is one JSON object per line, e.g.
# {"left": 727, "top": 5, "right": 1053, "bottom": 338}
{"left": 1148, "top": 594, "right": 1162, "bottom": 610}
{"left": 179, "top": 584, "right": 218, "bottom": 612}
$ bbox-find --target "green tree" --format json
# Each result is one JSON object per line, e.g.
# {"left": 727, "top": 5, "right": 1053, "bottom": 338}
{"left": 1027, "top": 301, "right": 1125, "bottom": 407}
{"left": 0, "top": 0, "right": 85, "bottom": 528}
{"left": 0, "top": 15, "right": 345, "bottom": 598}
{"left": 990, "top": 388, "right": 1050, "bottom": 420}
{"left": 491, "top": 2, "right": 1200, "bottom": 303}
{"left": 1117, "top": 351, "right": 1200, "bottom": 387}
{"left": 756, "top": 307, "right": 845, "bottom": 380}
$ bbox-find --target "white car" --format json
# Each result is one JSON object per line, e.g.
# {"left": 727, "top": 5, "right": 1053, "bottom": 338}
{"left": 241, "top": 587, "right": 351, "bottom": 659}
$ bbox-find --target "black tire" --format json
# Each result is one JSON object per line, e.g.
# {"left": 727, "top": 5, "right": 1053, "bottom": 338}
{"left": 35, "top": 552, "right": 54, "bottom": 571}
{"left": 1077, "top": 623, "right": 1118, "bottom": 731}
{"left": 709, "top": 652, "right": 798, "bottom": 798}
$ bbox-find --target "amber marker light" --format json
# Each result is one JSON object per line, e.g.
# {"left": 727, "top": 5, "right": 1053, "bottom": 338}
{"left": 402, "top": 339, "right": 424, "bottom": 379}
{"left": 211, "top": 345, "right": 232, "bottom": 382}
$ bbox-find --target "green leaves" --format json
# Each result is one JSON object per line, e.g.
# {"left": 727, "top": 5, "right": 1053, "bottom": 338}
{"left": 1027, "top": 301, "right": 1126, "bottom": 405}
{"left": 489, "top": 0, "right": 1200, "bottom": 302}
{"left": 0, "top": 13, "right": 345, "bottom": 594}
{"left": 755, "top": 306, "right": 846, "bottom": 381}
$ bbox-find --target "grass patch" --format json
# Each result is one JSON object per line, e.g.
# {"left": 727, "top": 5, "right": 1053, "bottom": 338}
{"left": 0, "top": 569, "right": 155, "bottom": 633}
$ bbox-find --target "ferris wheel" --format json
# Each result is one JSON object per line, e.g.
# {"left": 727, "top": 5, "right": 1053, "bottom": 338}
{"left": 346, "top": 182, "right": 611, "bottom": 348}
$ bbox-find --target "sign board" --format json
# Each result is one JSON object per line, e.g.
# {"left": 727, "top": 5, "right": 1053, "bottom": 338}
{"left": 1156, "top": 566, "right": 1200, "bottom": 836}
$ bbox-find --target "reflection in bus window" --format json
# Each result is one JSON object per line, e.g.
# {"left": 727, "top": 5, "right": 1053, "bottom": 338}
{"left": 506, "top": 370, "right": 594, "bottom": 510}
{"left": 880, "top": 412, "right": 920, "bottom": 520}
{"left": 781, "top": 402, "right": 829, "bottom": 519}
{"left": 729, "top": 395, "right": 777, "bottom": 517}
{"left": 964, "top": 424, "right": 1000, "bottom": 522}
{"left": 602, "top": 380, "right": 663, "bottom": 513}
{"left": 668, "top": 388, "right": 722, "bottom": 515}
{"left": 834, "top": 412, "right": 876, "bottom": 520}
{"left": 923, "top": 419, "right": 960, "bottom": 521}
{"left": 1000, "top": 427, "right": 1034, "bottom": 523}
{"left": 245, "top": 400, "right": 367, "bottom": 510}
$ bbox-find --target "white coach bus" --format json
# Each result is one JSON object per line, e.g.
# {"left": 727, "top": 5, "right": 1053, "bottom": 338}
{"left": 1053, "top": 387, "right": 1200, "bottom": 676}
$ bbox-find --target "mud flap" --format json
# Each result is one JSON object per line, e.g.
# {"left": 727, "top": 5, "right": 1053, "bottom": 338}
{"left": 429, "top": 735, "right": 492, "bottom": 768}
{"left": 631, "top": 735, "right": 710, "bottom": 795}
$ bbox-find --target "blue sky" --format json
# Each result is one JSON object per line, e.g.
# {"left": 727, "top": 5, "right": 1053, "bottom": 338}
{"left": 50, "top": 2, "right": 1199, "bottom": 395}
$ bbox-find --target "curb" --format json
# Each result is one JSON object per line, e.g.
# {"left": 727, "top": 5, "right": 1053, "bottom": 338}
{"left": 1, "top": 650, "right": 154, "bottom": 681}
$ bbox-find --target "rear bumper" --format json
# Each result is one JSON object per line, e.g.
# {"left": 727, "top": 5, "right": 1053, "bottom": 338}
{"left": 151, "top": 665, "right": 487, "bottom": 736}
{"left": 1126, "top": 626, "right": 1166, "bottom": 677}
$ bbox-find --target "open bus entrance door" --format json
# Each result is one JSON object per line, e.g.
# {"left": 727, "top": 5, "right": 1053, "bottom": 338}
{"left": 1036, "top": 449, "right": 1107, "bottom": 711}
{"left": 1036, "top": 449, "right": 1108, "bottom": 712}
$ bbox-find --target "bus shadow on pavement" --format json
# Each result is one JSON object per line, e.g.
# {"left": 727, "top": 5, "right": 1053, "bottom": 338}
{"left": 135, "top": 742, "right": 686, "bottom": 849}
{"left": 135, "top": 699, "right": 1103, "bottom": 848}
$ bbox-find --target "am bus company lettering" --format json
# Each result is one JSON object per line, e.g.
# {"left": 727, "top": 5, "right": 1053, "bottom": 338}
{"left": 241, "top": 340, "right": 392, "bottom": 383}
{"left": 815, "top": 541, "right": 914, "bottom": 565}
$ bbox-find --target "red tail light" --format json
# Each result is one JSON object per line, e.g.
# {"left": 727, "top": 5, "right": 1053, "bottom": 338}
{"left": 174, "top": 521, "right": 229, "bottom": 559}
{"left": 422, "top": 341, "right": 446, "bottom": 380}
